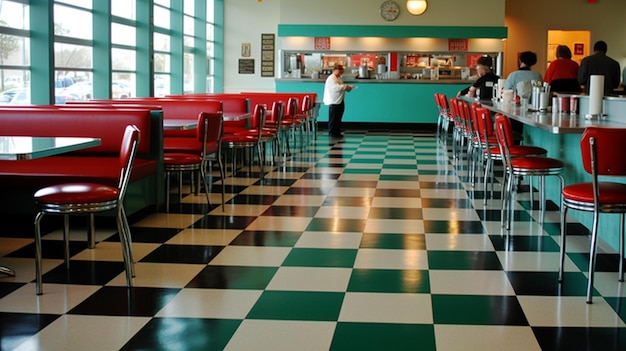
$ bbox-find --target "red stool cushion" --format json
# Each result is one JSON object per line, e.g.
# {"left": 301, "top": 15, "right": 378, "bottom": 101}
{"left": 563, "top": 182, "right": 626, "bottom": 204}
{"left": 222, "top": 135, "right": 259, "bottom": 143}
{"left": 164, "top": 153, "right": 202, "bottom": 166}
{"left": 511, "top": 156, "right": 564, "bottom": 170}
{"left": 34, "top": 183, "right": 119, "bottom": 204}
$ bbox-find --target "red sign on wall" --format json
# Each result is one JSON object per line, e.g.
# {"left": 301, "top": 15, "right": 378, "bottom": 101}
{"left": 314, "top": 37, "right": 331, "bottom": 50}
{"left": 448, "top": 38, "right": 469, "bottom": 52}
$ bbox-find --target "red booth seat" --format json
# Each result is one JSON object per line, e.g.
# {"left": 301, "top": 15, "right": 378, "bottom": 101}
{"left": 0, "top": 107, "right": 162, "bottom": 215}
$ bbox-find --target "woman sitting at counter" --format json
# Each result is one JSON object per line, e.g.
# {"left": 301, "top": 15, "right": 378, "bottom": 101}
{"left": 457, "top": 56, "right": 499, "bottom": 100}
{"left": 544, "top": 45, "right": 581, "bottom": 93}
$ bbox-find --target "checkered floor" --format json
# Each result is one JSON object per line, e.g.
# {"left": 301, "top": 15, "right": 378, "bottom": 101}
{"left": 2, "top": 131, "right": 626, "bottom": 350}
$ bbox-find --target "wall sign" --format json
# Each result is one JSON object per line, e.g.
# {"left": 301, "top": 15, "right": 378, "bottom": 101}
{"left": 238, "top": 59, "right": 255, "bottom": 74}
{"left": 448, "top": 38, "right": 469, "bottom": 52}
{"left": 314, "top": 37, "right": 331, "bottom": 50}
{"left": 261, "top": 33, "right": 275, "bottom": 77}
{"left": 241, "top": 43, "right": 251, "bottom": 57}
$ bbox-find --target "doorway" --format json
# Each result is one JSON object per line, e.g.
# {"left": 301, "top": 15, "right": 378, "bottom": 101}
{"left": 546, "top": 30, "right": 590, "bottom": 69}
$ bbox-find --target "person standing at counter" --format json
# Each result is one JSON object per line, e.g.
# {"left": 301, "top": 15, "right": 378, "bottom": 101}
{"left": 457, "top": 56, "right": 499, "bottom": 99}
{"left": 578, "top": 40, "right": 621, "bottom": 95}
{"left": 323, "top": 64, "right": 354, "bottom": 138}
{"left": 544, "top": 45, "right": 581, "bottom": 93}
{"left": 504, "top": 51, "right": 542, "bottom": 91}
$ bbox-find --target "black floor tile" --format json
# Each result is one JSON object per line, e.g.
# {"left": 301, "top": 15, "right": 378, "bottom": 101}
{"left": 191, "top": 215, "right": 257, "bottom": 230}
{"left": 533, "top": 327, "right": 626, "bottom": 351}
{"left": 185, "top": 265, "right": 277, "bottom": 289}
{"left": 42, "top": 260, "right": 126, "bottom": 286}
{"left": 230, "top": 230, "right": 302, "bottom": 247}
{"left": 368, "top": 207, "right": 423, "bottom": 220}
{"left": 69, "top": 286, "right": 179, "bottom": 316}
{"left": 120, "top": 317, "right": 241, "bottom": 351}
{"left": 506, "top": 271, "right": 592, "bottom": 296}
{"left": 261, "top": 206, "right": 319, "bottom": 217}
{"left": 140, "top": 244, "right": 224, "bottom": 264}
{"left": 0, "top": 312, "right": 59, "bottom": 350}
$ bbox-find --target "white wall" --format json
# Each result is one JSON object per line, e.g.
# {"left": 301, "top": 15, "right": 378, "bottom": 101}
{"left": 223, "top": 0, "right": 280, "bottom": 92}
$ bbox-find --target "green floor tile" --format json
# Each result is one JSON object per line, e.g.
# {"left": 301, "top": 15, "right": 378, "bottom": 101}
{"left": 330, "top": 322, "right": 436, "bottom": 351}
{"left": 282, "top": 248, "right": 357, "bottom": 268}
{"left": 360, "top": 233, "right": 425, "bottom": 249}
{"left": 347, "top": 269, "right": 430, "bottom": 293}
{"left": 427, "top": 251, "right": 503, "bottom": 270}
{"left": 432, "top": 295, "right": 528, "bottom": 326}
{"left": 382, "top": 164, "right": 418, "bottom": 170}
{"left": 423, "top": 220, "right": 486, "bottom": 234}
{"left": 378, "top": 174, "right": 420, "bottom": 181}
{"left": 349, "top": 158, "right": 385, "bottom": 164}
{"left": 342, "top": 168, "right": 381, "bottom": 175}
{"left": 246, "top": 291, "right": 344, "bottom": 321}
{"left": 385, "top": 155, "right": 421, "bottom": 160}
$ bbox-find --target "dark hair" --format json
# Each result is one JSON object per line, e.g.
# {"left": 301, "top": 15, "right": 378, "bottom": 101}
{"left": 477, "top": 56, "right": 493, "bottom": 68}
{"left": 518, "top": 51, "right": 537, "bottom": 67}
{"left": 593, "top": 40, "right": 608, "bottom": 53}
{"left": 333, "top": 64, "right": 344, "bottom": 71}
{"left": 556, "top": 45, "right": 572, "bottom": 59}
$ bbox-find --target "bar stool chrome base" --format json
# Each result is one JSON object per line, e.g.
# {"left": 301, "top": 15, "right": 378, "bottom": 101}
{"left": 0, "top": 265, "right": 15, "bottom": 277}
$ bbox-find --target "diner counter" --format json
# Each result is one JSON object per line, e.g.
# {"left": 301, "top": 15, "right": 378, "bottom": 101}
{"left": 276, "top": 79, "right": 467, "bottom": 125}
{"left": 472, "top": 95, "right": 626, "bottom": 255}
{"left": 477, "top": 99, "right": 626, "bottom": 134}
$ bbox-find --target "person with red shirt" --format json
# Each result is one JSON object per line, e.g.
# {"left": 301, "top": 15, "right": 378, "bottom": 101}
{"left": 544, "top": 45, "right": 581, "bottom": 93}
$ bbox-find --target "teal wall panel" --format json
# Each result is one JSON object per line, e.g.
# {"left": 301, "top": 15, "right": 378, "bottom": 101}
{"left": 276, "top": 81, "right": 466, "bottom": 124}
{"left": 277, "top": 25, "right": 508, "bottom": 39}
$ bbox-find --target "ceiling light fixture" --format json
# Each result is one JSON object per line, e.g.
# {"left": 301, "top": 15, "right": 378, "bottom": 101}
{"left": 406, "top": 0, "right": 428, "bottom": 15}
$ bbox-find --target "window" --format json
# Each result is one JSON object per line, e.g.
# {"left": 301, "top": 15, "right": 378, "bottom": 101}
{"left": 0, "top": 0, "right": 30, "bottom": 99}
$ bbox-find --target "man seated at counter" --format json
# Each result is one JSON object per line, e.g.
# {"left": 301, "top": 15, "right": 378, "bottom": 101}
{"left": 457, "top": 56, "right": 499, "bottom": 99}
{"left": 504, "top": 51, "right": 542, "bottom": 92}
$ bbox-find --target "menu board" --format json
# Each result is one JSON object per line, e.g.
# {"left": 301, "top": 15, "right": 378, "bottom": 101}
{"left": 322, "top": 55, "right": 346, "bottom": 69}
{"left": 261, "top": 33, "right": 275, "bottom": 77}
{"left": 405, "top": 54, "right": 429, "bottom": 68}
{"left": 349, "top": 54, "right": 377, "bottom": 68}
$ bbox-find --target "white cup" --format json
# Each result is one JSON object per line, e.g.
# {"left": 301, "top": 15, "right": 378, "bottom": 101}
{"left": 502, "top": 89, "right": 514, "bottom": 104}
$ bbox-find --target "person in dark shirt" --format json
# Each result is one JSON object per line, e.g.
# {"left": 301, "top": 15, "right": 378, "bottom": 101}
{"left": 578, "top": 40, "right": 621, "bottom": 95}
{"left": 457, "top": 56, "right": 499, "bottom": 100}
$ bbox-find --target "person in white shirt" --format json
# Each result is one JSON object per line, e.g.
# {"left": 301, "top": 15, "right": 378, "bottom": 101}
{"left": 323, "top": 64, "right": 354, "bottom": 138}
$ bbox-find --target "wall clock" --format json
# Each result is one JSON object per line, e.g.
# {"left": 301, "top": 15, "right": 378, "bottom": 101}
{"left": 380, "top": 1, "right": 400, "bottom": 21}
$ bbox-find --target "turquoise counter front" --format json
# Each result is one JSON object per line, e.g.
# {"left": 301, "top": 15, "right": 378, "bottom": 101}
{"left": 276, "top": 79, "right": 468, "bottom": 127}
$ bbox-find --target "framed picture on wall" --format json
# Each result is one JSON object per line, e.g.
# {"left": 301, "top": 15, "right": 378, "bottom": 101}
{"left": 574, "top": 43, "right": 584, "bottom": 56}
{"left": 241, "top": 43, "right": 251, "bottom": 57}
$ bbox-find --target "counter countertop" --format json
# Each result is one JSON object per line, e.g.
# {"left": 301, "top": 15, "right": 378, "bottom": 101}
{"left": 477, "top": 99, "right": 626, "bottom": 134}
{"left": 275, "top": 78, "right": 469, "bottom": 84}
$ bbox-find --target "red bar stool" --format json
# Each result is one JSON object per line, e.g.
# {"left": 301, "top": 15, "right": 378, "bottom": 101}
{"left": 222, "top": 104, "right": 267, "bottom": 179}
{"left": 435, "top": 93, "right": 452, "bottom": 142}
{"left": 448, "top": 97, "right": 463, "bottom": 159}
{"left": 474, "top": 108, "right": 548, "bottom": 206}
{"left": 257, "top": 101, "right": 285, "bottom": 163}
{"left": 33, "top": 125, "right": 140, "bottom": 295}
{"left": 559, "top": 127, "right": 626, "bottom": 304}
{"left": 494, "top": 114, "right": 564, "bottom": 230}
{"left": 163, "top": 112, "right": 225, "bottom": 211}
